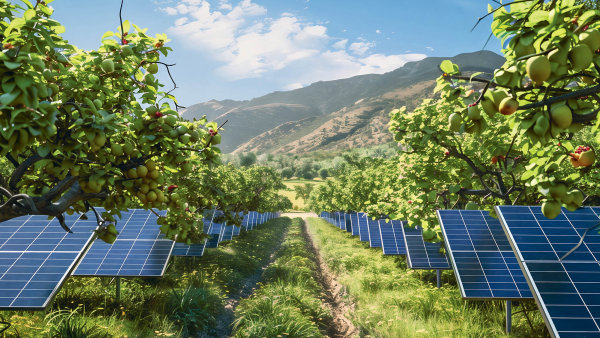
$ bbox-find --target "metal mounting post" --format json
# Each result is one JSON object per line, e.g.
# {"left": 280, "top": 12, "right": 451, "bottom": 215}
{"left": 506, "top": 300, "right": 512, "bottom": 333}
{"left": 436, "top": 269, "right": 441, "bottom": 288}
{"left": 116, "top": 277, "right": 121, "bottom": 305}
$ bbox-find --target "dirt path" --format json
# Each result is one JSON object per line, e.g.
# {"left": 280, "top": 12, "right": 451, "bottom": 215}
{"left": 201, "top": 225, "right": 290, "bottom": 338}
{"left": 295, "top": 214, "right": 359, "bottom": 338}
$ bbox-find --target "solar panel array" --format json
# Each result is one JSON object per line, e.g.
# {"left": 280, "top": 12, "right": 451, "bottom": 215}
{"left": 401, "top": 224, "right": 449, "bottom": 269}
{"left": 0, "top": 208, "right": 280, "bottom": 311}
{"left": 0, "top": 213, "right": 97, "bottom": 310}
{"left": 74, "top": 209, "right": 174, "bottom": 277}
{"left": 496, "top": 205, "right": 600, "bottom": 337}
{"left": 437, "top": 209, "right": 532, "bottom": 300}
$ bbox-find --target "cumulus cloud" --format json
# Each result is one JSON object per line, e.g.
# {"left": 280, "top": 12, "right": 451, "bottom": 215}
{"left": 349, "top": 41, "right": 374, "bottom": 56}
{"left": 162, "top": 0, "right": 427, "bottom": 84}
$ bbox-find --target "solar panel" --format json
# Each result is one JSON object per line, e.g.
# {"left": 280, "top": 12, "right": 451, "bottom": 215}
{"left": 401, "top": 223, "right": 449, "bottom": 269}
{"left": 437, "top": 209, "right": 532, "bottom": 299}
{"left": 379, "top": 220, "right": 406, "bottom": 255}
{"left": 221, "top": 224, "right": 234, "bottom": 241}
{"left": 0, "top": 213, "right": 97, "bottom": 310}
{"left": 367, "top": 217, "right": 382, "bottom": 248}
{"left": 350, "top": 213, "right": 359, "bottom": 236}
{"left": 74, "top": 209, "right": 174, "bottom": 277}
{"left": 358, "top": 213, "right": 369, "bottom": 242}
{"left": 496, "top": 205, "right": 600, "bottom": 337}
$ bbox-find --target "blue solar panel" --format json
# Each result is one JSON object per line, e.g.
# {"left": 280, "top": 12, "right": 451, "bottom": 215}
{"left": 172, "top": 241, "right": 206, "bottom": 256}
{"left": 497, "top": 205, "right": 600, "bottom": 337}
{"left": 74, "top": 209, "right": 174, "bottom": 277}
{"left": 379, "top": 220, "right": 406, "bottom": 255}
{"left": 0, "top": 213, "right": 97, "bottom": 310}
{"left": 221, "top": 225, "right": 234, "bottom": 241}
{"left": 437, "top": 209, "right": 532, "bottom": 299}
{"left": 358, "top": 213, "right": 369, "bottom": 242}
{"left": 350, "top": 213, "right": 359, "bottom": 236}
{"left": 367, "top": 218, "right": 382, "bottom": 248}
{"left": 401, "top": 223, "right": 449, "bottom": 269}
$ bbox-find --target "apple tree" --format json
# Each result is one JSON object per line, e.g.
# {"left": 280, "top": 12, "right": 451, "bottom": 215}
{"left": 168, "top": 162, "right": 291, "bottom": 242}
{"left": 0, "top": 0, "right": 221, "bottom": 242}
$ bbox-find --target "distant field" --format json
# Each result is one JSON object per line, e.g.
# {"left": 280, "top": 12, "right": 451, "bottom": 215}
{"left": 281, "top": 178, "right": 325, "bottom": 211}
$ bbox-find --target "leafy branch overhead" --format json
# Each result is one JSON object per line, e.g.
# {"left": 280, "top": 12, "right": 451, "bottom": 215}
{"left": 0, "top": 0, "right": 224, "bottom": 242}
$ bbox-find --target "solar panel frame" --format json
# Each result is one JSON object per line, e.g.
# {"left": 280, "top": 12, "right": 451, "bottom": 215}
{"left": 401, "top": 223, "right": 450, "bottom": 269}
{"left": 0, "top": 213, "right": 97, "bottom": 310}
{"left": 74, "top": 209, "right": 175, "bottom": 278}
{"left": 496, "top": 205, "right": 600, "bottom": 337}
{"left": 437, "top": 209, "right": 533, "bottom": 300}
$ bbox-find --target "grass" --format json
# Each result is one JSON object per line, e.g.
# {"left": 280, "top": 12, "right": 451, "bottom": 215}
{"left": 305, "top": 217, "right": 548, "bottom": 338}
{"left": 232, "top": 217, "right": 331, "bottom": 337}
{"left": 282, "top": 179, "right": 325, "bottom": 211}
{"left": 0, "top": 217, "right": 291, "bottom": 337}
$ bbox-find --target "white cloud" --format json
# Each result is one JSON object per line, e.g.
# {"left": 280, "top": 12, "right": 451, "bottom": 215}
{"left": 284, "top": 82, "right": 304, "bottom": 90}
{"left": 425, "top": 46, "right": 434, "bottom": 51}
{"left": 163, "top": 0, "right": 427, "bottom": 85}
{"left": 332, "top": 39, "right": 347, "bottom": 49}
{"left": 376, "top": 29, "right": 381, "bottom": 34}
{"left": 349, "top": 41, "right": 374, "bottom": 56}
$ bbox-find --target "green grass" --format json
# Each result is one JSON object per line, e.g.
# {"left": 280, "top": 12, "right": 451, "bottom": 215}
{"left": 305, "top": 217, "right": 548, "bottom": 337}
{"left": 0, "top": 217, "right": 291, "bottom": 337}
{"left": 232, "top": 218, "right": 331, "bottom": 337}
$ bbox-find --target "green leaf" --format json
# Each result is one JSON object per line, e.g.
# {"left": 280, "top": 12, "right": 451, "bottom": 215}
{"left": 37, "top": 144, "right": 50, "bottom": 157}
{"left": 3, "top": 61, "right": 21, "bottom": 70}
{"left": 469, "top": 72, "right": 483, "bottom": 81}
{"left": 439, "top": 60, "right": 454, "bottom": 74}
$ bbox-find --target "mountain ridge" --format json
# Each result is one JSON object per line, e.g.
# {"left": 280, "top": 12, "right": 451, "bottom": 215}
{"left": 181, "top": 50, "right": 504, "bottom": 153}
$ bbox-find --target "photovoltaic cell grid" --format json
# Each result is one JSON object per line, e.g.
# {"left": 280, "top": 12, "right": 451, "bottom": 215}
{"left": 0, "top": 213, "right": 97, "bottom": 310}
{"left": 357, "top": 213, "right": 370, "bottom": 242}
{"left": 221, "top": 225, "right": 234, "bottom": 241}
{"left": 379, "top": 220, "right": 406, "bottom": 255}
{"left": 437, "top": 209, "right": 532, "bottom": 299}
{"left": 401, "top": 224, "right": 449, "bottom": 269}
{"left": 496, "top": 205, "right": 600, "bottom": 338}
{"left": 367, "top": 217, "right": 382, "bottom": 248}
{"left": 74, "top": 209, "right": 174, "bottom": 277}
{"left": 350, "top": 213, "right": 359, "bottom": 236}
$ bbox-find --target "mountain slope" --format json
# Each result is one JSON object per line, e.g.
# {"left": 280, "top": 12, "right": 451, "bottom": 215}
{"left": 181, "top": 50, "right": 504, "bottom": 153}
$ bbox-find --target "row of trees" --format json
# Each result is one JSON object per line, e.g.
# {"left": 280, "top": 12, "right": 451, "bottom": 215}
{"left": 0, "top": 0, "right": 290, "bottom": 244}
{"left": 309, "top": 0, "right": 600, "bottom": 240}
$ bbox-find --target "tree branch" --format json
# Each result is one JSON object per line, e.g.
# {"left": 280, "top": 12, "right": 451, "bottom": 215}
{"left": 9, "top": 153, "right": 44, "bottom": 192}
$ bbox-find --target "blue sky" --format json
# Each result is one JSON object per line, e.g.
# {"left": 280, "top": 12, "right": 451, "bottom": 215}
{"left": 49, "top": 0, "right": 501, "bottom": 106}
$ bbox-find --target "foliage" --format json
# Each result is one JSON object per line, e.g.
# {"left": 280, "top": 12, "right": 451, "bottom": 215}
{"left": 0, "top": 0, "right": 221, "bottom": 242}
{"left": 171, "top": 164, "right": 291, "bottom": 240}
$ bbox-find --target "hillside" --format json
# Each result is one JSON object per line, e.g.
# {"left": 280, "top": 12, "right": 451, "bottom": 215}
{"left": 181, "top": 50, "right": 504, "bottom": 153}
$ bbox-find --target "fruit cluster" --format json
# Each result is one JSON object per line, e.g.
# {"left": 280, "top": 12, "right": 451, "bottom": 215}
{"left": 542, "top": 182, "right": 584, "bottom": 219}
{"left": 570, "top": 146, "right": 595, "bottom": 168}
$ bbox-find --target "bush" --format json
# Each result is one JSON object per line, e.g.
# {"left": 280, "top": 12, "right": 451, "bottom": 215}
{"left": 318, "top": 168, "right": 329, "bottom": 179}
{"left": 281, "top": 167, "right": 294, "bottom": 179}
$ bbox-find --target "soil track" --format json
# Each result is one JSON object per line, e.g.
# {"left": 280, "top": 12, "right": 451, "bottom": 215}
{"left": 283, "top": 213, "right": 359, "bottom": 338}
